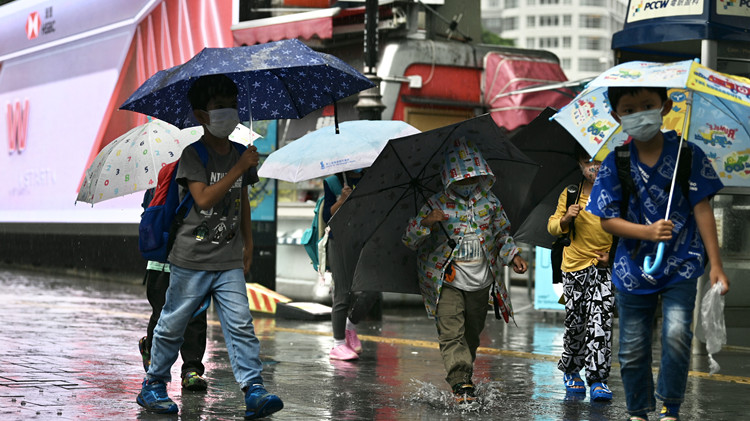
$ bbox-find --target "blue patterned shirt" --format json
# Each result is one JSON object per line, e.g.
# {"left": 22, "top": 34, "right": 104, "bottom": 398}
{"left": 587, "top": 131, "right": 723, "bottom": 294}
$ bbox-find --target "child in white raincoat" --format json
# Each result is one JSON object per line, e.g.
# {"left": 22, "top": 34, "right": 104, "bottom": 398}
{"left": 402, "top": 137, "right": 527, "bottom": 404}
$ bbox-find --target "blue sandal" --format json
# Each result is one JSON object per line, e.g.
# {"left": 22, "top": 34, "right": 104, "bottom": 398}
{"left": 563, "top": 373, "right": 585, "bottom": 394}
{"left": 590, "top": 382, "right": 612, "bottom": 401}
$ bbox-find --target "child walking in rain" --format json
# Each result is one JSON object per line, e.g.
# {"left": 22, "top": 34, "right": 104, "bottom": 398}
{"left": 138, "top": 261, "right": 208, "bottom": 390}
{"left": 588, "top": 86, "right": 729, "bottom": 421}
{"left": 136, "top": 74, "right": 283, "bottom": 419}
{"left": 322, "top": 169, "right": 376, "bottom": 361}
{"left": 402, "top": 137, "right": 527, "bottom": 405}
{"left": 138, "top": 190, "right": 209, "bottom": 392}
{"left": 547, "top": 145, "right": 614, "bottom": 401}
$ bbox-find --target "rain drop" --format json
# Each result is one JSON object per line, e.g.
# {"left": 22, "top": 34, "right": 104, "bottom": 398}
{"left": 20, "top": 401, "right": 26, "bottom": 406}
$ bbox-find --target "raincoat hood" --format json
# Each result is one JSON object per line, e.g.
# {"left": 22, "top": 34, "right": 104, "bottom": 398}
{"left": 441, "top": 137, "right": 495, "bottom": 199}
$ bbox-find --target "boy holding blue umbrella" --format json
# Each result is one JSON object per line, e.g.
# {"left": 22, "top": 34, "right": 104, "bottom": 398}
{"left": 136, "top": 74, "right": 283, "bottom": 419}
{"left": 588, "top": 85, "right": 729, "bottom": 421}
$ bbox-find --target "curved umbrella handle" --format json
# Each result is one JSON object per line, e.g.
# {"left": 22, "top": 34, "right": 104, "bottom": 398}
{"left": 644, "top": 242, "right": 665, "bottom": 275}
{"left": 192, "top": 296, "right": 211, "bottom": 318}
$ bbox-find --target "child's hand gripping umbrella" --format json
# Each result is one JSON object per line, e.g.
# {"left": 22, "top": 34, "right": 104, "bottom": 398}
{"left": 644, "top": 91, "right": 693, "bottom": 275}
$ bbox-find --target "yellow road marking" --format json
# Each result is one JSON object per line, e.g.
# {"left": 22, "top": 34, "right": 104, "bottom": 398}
{"left": 270, "top": 327, "right": 750, "bottom": 385}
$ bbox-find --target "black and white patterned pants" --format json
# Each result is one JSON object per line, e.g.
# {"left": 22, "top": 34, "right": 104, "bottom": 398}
{"left": 557, "top": 265, "right": 614, "bottom": 385}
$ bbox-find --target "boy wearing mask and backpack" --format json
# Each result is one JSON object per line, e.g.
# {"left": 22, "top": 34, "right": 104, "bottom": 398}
{"left": 136, "top": 74, "right": 283, "bottom": 420}
{"left": 588, "top": 86, "right": 729, "bottom": 421}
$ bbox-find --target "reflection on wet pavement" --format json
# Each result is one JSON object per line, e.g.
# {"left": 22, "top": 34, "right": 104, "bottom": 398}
{"left": 1, "top": 269, "right": 749, "bottom": 420}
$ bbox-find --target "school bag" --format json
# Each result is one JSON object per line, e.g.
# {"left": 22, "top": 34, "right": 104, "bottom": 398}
{"left": 139, "top": 141, "right": 247, "bottom": 263}
{"left": 611, "top": 141, "right": 692, "bottom": 259}
{"left": 550, "top": 182, "right": 581, "bottom": 284}
{"left": 302, "top": 175, "right": 342, "bottom": 271}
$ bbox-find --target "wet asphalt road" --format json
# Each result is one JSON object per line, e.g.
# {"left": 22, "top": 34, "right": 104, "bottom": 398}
{"left": 1, "top": 268, "right": 749, "bottom": 421}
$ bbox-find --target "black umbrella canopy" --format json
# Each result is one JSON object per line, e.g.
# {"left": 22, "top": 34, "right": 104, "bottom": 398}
{"left": 509, "top": 107, "right": 583, "bottom": 249}
{"left": 329, "top": 114, "right": 540, "bottom": 294}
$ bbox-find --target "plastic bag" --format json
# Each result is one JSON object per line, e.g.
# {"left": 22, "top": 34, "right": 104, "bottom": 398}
{"left": 696, "top": 282, "right": 727, "bottom": 374}
{"left": 317, "top": 226, "right": 330, "bottom": 283}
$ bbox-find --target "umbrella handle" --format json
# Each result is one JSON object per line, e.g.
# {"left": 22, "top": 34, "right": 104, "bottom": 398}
{"left": 192, "top": 296, "right": 211, "bottom": 317}
{"left": 643, "top": 242, "right": 665, "bottom": 275}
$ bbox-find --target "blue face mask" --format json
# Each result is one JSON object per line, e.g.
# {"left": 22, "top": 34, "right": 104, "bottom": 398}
{"left": 618, "top": 106, "right": 663, "bottom": 142}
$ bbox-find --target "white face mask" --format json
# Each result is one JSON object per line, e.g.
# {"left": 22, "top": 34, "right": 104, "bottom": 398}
{"left": 205, "top": 108, "right": 239, "bottom": 138}
{"left": 618, "top": 107, "right": 663, "bottom": 142}
{"left": 452, "top": 181, "right": 478, "bottom": 198}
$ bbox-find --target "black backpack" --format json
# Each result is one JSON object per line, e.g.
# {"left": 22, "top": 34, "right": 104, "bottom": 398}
{"left": 611, "top": 141, "right": 692, "bottom": 259}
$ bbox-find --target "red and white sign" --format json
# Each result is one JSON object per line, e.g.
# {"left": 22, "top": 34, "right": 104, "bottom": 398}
{"left": 7, "top": 100, "right": 29, "bottom": 154}
{"left": 25, "top": 11, "right": 40, "bottom": 40}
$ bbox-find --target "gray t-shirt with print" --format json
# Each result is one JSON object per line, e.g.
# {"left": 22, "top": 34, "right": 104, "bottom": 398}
{"left": 167, "top": 140, "right": 258, "bottom": 271}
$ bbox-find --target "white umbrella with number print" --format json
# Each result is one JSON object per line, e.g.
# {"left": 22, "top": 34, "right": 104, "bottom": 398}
{"left": 76, "top": 119, "right": 184, "bottom": 205}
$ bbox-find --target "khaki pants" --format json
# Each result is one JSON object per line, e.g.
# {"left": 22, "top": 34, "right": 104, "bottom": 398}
{"left": 435, "top": 284, "right": 491, "bottom": 387}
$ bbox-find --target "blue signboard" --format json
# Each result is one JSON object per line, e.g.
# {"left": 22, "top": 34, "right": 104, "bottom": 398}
{"left": 534, "top": 246, "right": 565, "bottom": 311}
{"left": 250, "top": 120, "right": 277, "bottom": 222}
{"left": 613, "top": 0, "right": 750, "bottom": 49}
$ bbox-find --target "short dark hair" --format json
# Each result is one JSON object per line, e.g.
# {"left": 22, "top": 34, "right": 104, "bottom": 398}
{"left": 607, "top": 86, "right": 668, "bottom": 111}
{"left": 187, "top": 74, "right": 238, "bottom": 111}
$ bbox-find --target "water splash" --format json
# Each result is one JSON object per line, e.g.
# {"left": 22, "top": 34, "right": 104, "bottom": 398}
{"left": 405, "top": 379, "right": 508, "bottom": 414}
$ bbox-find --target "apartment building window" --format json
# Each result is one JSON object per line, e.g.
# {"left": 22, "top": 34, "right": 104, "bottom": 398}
{"left": 580, "top": 15, "right": 603, "bottom": 28}
{"left": 539, "top": 15, "right": 559, "bottom": 26}
{"left": 540, "top": 0, "right": 560, "bottom": 4}
{"left": 488, "top": 0, "right": 501, "bottom": 6}
{"left": 579, "top": 36, "right": 603, "bottom": 50}
{"left": 539, "top": 37, "right": 559, "bottom": 48}
{"left": 579, "top": 58, "right": 603, "bottom": 72}
{"left": 505, "top": 0, "right": 518, "bottom": 8}
{"left": 527, "top": 16, "right": 536, "bottom": 27}
{"left": 526, "top": 37, "right": 535, "bottom": 48}
{"left": 502, "top": 16, "right": 518, "bottom": 30}
{"left": 527, "top": 0, "right": 536, "bottom": 5}
{"left": 562, "top": 58, "right": 571, "bottom": 69}
{"left": 485, "top": 18, "right": 502, "bottom": 32}
{"left": 580, "top": 0, "right": 604, "bottom": 5}
{"left": 562, "top": 36, "right": 571, "bottom": 48}
{"left": 562, "top": 15, "right": 572, "bottom": 26}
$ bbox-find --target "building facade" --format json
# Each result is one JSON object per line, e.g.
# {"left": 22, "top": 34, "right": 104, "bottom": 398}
{"left": 482, "top": 0, "right": 627, "bottom": 81}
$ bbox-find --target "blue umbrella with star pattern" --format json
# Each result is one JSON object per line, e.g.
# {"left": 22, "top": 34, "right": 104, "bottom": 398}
{"left": 119, "top": 39, "right": 374, "bottom": 128}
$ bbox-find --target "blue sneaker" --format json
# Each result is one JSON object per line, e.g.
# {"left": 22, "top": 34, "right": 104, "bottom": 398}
{"left": 137, "top": 378, "right": 178, "bottom": 414}
{"left": 244, "top": 384, "right": 283, "bottom": 420}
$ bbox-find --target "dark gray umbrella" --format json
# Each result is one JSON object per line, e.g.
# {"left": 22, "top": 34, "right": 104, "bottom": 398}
{"left": 509, "top": 107, "right": 583, "bottom": 249}
{"left": 328, "top": 114, "right": 540, "bottom": 294}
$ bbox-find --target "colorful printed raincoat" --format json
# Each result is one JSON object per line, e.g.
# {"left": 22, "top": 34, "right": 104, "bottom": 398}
{"left": 402, "top": 138, "right": 520, "bottom": 320}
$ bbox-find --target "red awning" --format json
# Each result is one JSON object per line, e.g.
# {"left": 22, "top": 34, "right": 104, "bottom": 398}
{"left": 232, "top": 8, "right": 340, "bottom": 46}
{"left": 483, "top": 52, "right": 575, "bottom": 131}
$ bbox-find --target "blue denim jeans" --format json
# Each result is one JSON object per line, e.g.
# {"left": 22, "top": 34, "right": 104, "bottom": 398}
{"left": 616, "top": 278, "right": 697, "bottom": 417}
{"left": 147, "top": 265, "right": 263, "bottom": 390}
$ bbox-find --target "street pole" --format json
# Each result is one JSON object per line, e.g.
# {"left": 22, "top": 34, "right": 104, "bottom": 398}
{"left": 356, "top": 0, "right": 385, "bottom": 321}
{"left": 356, "top": 0, "right": 385, "bottom": 120}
